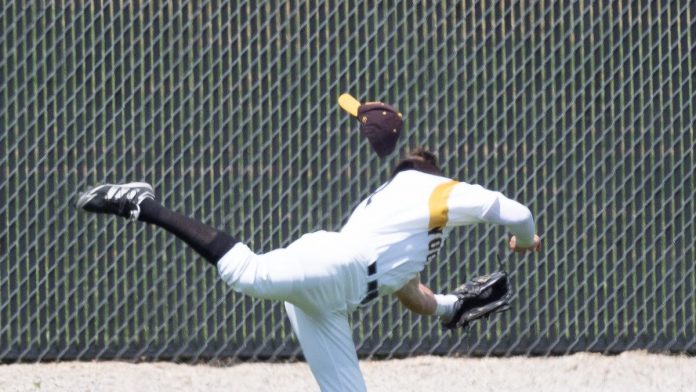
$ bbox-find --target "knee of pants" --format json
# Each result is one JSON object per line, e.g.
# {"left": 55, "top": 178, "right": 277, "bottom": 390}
{"left": 218, "top": 245, "right": 298, "bottom": 302}
{"left": 234, "top": 271, "right": 293, "bottom": 301}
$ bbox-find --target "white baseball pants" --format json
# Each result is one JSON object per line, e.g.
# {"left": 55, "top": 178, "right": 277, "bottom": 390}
{"left": 217, "top": 230, "right": 373, "bottom": 392}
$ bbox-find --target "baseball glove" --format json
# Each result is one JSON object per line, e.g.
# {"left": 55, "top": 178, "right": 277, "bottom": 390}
{"left": 441, "top": 271, "right": 512, "bottom": 330}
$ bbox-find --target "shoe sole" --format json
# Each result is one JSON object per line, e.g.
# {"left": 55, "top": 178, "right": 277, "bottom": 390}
{"left": 75, "top": 182, "right": 154, "bottom": 209}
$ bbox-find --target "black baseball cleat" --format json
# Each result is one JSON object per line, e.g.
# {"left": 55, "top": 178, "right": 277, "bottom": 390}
{"left": 75, "top": 182, "right": 155, "bottom": 221}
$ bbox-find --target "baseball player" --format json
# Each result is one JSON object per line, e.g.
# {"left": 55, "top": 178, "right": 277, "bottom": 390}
{"left": 75, "top": 96, "right": 541, "bottom": 391}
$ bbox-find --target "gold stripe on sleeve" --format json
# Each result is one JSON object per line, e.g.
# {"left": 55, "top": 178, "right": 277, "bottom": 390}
{"left": 428, "top": 180, "right": 459, "bottom": 230}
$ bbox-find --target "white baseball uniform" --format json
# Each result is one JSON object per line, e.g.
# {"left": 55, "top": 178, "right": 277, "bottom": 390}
{"left": 217, "top": 169, "right": 535, "bottom": 391}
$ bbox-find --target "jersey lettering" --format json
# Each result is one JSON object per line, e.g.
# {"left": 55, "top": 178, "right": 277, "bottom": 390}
{"left": 426, "top": 227, "right": 443, "bottom": 263}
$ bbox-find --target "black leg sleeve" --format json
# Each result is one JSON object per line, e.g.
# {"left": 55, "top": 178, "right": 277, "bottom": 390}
{"left": 138, "top": 198, "right": 237, "bottom": 266}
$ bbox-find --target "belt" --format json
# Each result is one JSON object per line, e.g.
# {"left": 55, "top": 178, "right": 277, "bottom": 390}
{"left": 360, "top": 262, "right": 378, "bottom": 305}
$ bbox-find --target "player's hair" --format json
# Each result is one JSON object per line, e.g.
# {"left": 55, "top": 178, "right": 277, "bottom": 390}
{"left": 392, "top": 147, "right": 442, "bottom": 176}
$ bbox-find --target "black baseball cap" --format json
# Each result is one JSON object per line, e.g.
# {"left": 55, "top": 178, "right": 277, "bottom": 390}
{"left": 338, "top": 93, "right": 403, "bottom": 158}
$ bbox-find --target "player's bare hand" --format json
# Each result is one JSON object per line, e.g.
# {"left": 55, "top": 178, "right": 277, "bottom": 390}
{"left": 509, "top": 235, "right": 541, "bottom": 254}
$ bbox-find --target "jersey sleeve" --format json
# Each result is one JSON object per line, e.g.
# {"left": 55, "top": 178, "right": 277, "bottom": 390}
{"left": 447, "top": 182, "right": 536, "bottom": 247}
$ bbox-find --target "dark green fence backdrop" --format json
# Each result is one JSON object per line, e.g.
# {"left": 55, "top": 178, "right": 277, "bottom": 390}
{"left": 1, "top": 1, "right": 695, "bottom": 361}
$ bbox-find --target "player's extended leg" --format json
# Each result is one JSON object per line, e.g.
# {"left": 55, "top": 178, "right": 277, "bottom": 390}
{"left": 75, "top": 183, "right": 369, "bottom": 309}
{"left": 284, "top": 302, "right": 366, "bottom": 392}
{"left": 74, "top": 182, "right": 236, "bottom": 265}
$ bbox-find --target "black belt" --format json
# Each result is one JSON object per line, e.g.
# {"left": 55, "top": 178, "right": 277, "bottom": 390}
{"left": 361, "top": 262, "right": 378, "bottom": 305}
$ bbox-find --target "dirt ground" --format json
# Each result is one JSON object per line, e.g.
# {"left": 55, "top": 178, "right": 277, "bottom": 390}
{"left": 0, "top": 351, "right": 693, "bottom": 392}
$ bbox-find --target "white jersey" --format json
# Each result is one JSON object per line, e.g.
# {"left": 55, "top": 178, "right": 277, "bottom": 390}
{"left": 340, "top": 169, "right": 535, "bottom": 295}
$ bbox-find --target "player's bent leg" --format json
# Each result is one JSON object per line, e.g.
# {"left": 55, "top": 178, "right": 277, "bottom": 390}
{"left": 284, "top": 302, "right": 367, "bottom": 392}
{"left": 75, "top": 182, "right": 237, "bottom": 265}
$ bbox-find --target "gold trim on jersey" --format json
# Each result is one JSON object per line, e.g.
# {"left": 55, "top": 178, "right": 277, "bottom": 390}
{"left": 428, "top": 180, "right": 459, "bottom": 230}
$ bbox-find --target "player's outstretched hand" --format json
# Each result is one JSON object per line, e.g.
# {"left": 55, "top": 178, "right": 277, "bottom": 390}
{"left": 509, "top": 234, "right": 541, "bottom": 254}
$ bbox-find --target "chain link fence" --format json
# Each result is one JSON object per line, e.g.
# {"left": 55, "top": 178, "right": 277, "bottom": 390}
{"left": 1, "top": 1, "right": 695, "bottom": 361}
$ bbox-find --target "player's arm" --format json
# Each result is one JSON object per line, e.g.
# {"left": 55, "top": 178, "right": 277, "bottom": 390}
{"left": 448, "top": 183, "right": 541, "bottom": 253}
{"left": 482, "top": 191, "right": 541, "bottom": 253}
{"left": 394, "top": 275, "right": 459, "bottom": 319}
{"left": 394, "top": 275, "right": 436, "bottom": 315}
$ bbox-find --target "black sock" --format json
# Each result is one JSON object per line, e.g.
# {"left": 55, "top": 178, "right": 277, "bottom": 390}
{"left": 138, "top": 198, "right": 238, "bottom": 266}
